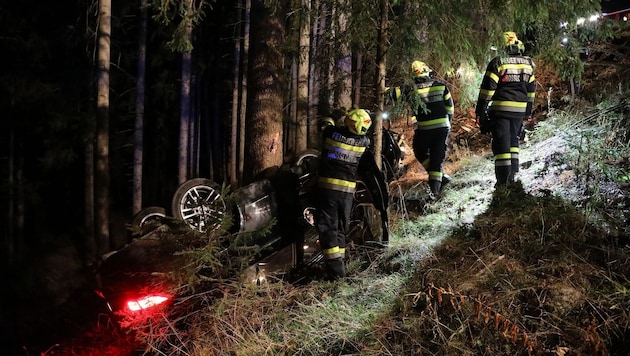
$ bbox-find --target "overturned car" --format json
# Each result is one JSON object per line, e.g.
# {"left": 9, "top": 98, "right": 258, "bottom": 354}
{"left": 96, "top": 126, "right": 404, "bottom": 317}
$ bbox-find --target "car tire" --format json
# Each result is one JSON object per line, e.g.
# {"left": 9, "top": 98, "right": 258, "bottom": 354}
{"left": 131, "top": 206, "right": 166, "bottom": 226}
{"left": 130, "top": 206, "right": 167, "bottom": 236}
{"left": 171, "top": 178, "right": 226, "bottom": 233}
{"left": 294, "top": 148, "right": 320, "bottom": 167}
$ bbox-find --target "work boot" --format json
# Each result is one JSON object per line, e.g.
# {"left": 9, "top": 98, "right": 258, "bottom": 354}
{"left": 508, "top": 160, "right": 519, "bottom": 183}
{"left": 429, "top": 180, "right": 442, "bottom": 197}
{"left": 507, "top": 171, "right": 516, "bottom": 184}
{"left": 495, "top": 166, "right": 510, "bottom": 187}
{"left": 440, "top": 174, "right": 451, "bottom": 192}
{"left": 324, "top": 258, "right": 346, "bottom": 280}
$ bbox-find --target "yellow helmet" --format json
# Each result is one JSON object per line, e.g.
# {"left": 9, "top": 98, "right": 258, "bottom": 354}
{"left": 516, "top": 39, "right": 525, "bottom": 53}
{"left": 345, "top": 109, "right": 372, "bottom": 135}
{"left": 411, "top": 60, "right": 432, "bottom": 77}
{"left": 503, "top": 31, "right": 519, "bottom": 46}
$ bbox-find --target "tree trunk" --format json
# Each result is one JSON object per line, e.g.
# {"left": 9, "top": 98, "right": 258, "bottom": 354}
{"left": 238, "top": 0, "right": 251, "bottom": 184}
{"left": 373, "top": 0, "right": 389, "bottom": 169}
{"left": 288, "top": 56, "right": 297, "bottom": 159}
{"left": 335, "top": 0, "right": 352, "bottom": 111}
{"left": 246, "top": 0, "right": 284, "bottom": 180}
{"left": 84, "top": 135, "right": 96, "bottom": 265}
{"left": 308, "top": 0, "right": 325, "bottom": 146}
{"left": 325, "top": 4, "right": 335, "bottom": 111}
{"left": 178, "top": 0, "right": 194, "bottom": 184}
{"left": 286, "top": 0, "right": 312, "bottom": 158}
{"left": 132, "top": 0, "right": 148, "bottom": 215}
{"left": 354, "top": 53, "right": 362, "bottom": 106}
{"left": 96, "top": 0, "right": 112, "bottom": 256}
{"left": 190, "top": 73, "right": 201, "bottom": 177}
{"left": 229, "top": 0, "right": 243, "bottom": 187}
{"left": 296, "top": 0, "right": 310, "bottom": 153}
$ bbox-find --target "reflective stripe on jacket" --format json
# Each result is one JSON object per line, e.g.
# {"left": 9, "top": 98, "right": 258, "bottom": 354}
{"left": 477, "top": 55, "right": 536, "bottom": 119}
{"left": 412, "top": 77, "right": 454, "bottom": 130}
{"left": 317, "top": 125, "right": 370, "bottom": 193}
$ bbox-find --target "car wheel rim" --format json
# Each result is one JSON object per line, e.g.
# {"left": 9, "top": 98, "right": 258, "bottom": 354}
{"left": 178, "top": 185, "right": 226, "bottom": 232}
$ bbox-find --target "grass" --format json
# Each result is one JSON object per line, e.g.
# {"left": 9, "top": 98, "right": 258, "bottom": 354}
{"left": 190, "top": 97, "right": 626, "bottom": 355}
{"left": 50, "top": 95, "right": 630, "bottom": 356}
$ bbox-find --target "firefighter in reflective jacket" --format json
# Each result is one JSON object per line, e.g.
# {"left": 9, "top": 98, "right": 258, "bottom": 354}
{"left": 409, "top": 60, "right": 454, "bottom": 196}
{"left": 476, "top": 31, "right": 536, "bottom": 187}
{"left": 315, "top": 109, "right": 372, "bottom": 279}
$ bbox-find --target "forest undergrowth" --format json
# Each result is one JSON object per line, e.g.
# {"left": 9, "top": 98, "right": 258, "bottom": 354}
{"left": 48, "top": 93, "right": 630, "bottom": 356}
{"left": 45, "top": 33, "right": 630, "bottom": 355}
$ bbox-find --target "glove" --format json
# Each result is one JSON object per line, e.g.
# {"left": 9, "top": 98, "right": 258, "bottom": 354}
{"left": 519, "top": 118, "right": 529, "bottom": 141}
{"left": 476, "top": 111, "right": 493, "bottom": 135}
{"left": 410, "top": 116, "right": 418, "bottom": 130}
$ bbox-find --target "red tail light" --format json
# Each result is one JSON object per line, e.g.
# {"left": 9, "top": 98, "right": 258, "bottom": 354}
{"left": 126, "top": 295, "right": 170, "bottom": 312}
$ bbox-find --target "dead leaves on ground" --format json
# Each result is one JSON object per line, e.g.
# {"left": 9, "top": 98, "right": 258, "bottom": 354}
{"left": 407, "top": 282, "right": 610, "bottom": 356}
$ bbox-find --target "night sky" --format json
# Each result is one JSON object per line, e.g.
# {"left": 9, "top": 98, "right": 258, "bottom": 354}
{"left": 602, "top": 0, "right": 629, "bottom": 13}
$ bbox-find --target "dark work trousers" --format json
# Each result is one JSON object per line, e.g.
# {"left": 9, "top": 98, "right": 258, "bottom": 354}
{"left": 490, "top": 113, "right": 523, "bottom": 186}
{"left": 268, "top": 169, "right": 303, "bottom": 265}
{"left": 314, "top": 188, "right": 353, "bottom": 259}
{"left": 412, "top": 127, "right": 450, "bottom": 183}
